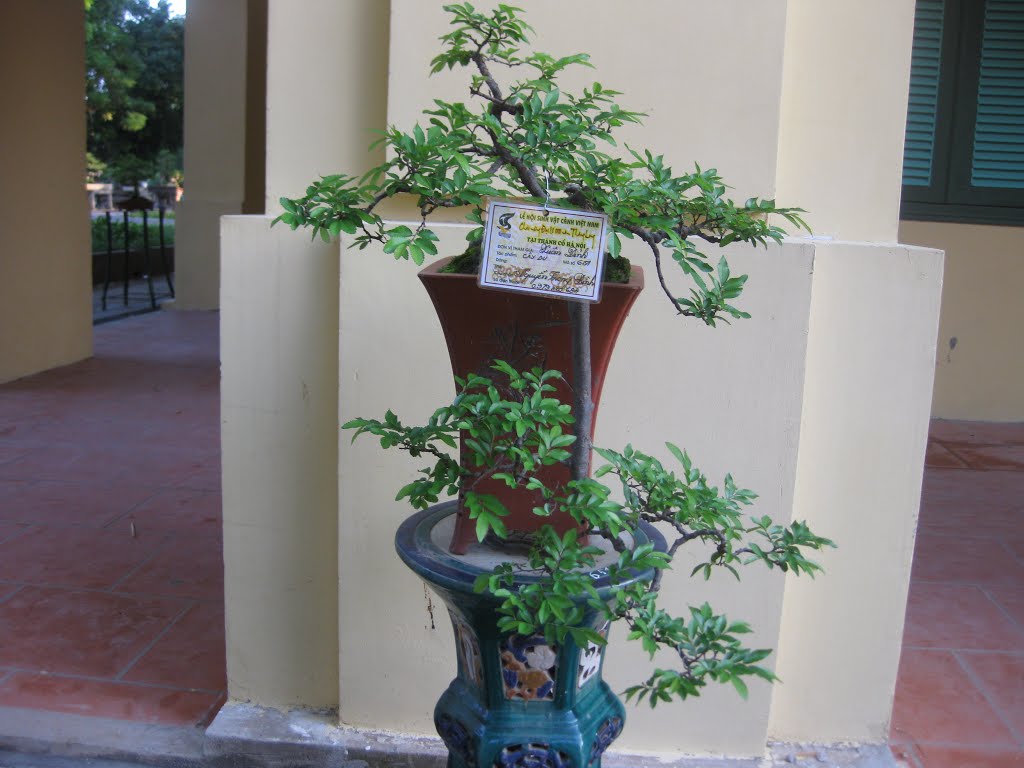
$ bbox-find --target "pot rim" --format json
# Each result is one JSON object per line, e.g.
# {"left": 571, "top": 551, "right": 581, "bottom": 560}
{"left": 395, "top": 501, "right": 665, "bottom": 598}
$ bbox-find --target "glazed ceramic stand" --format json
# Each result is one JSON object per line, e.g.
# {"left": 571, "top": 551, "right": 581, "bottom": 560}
{"left": 396, "top": 502, "right": 665, "bottom": 768}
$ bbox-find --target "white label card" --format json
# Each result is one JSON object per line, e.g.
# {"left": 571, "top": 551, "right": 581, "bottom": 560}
{"left": 478, "top": 200, "right": 609, "bottom": 302}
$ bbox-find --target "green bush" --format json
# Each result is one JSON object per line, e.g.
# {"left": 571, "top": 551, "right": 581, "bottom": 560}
{"left": 91, "top": 216, "right": 175, "bottom": 253}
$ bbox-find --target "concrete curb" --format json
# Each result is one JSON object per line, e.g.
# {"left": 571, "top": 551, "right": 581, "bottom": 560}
{"left": 0, "top": 706, "right": 204, "bottom": 768}
{"left": 0, "top": 703, "right": 901, "bottom": 768}
{"left": 207, "top": 702, "right": 900, "bottom": 768}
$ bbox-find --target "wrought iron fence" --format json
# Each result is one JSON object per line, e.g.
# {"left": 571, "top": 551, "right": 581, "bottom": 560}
{"left": 97, "top": 207, "right": 176, "bottom": 312}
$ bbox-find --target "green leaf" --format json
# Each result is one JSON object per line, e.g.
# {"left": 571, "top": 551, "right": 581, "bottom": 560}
{"left": 666, "top": 442, "right": 686, "bottom": 467}
{"left": 730, "top": 675, "right": 749, "bottom": 699}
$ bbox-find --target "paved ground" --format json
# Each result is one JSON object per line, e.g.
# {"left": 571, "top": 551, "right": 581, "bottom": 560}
{"left": 890, "top": 421, "right": 1024, "bottom": 767}
{"left": 0, "top": 310, "right": 1021, "bottom": 767}
{"left": 0, "top": 311, "right": 224, "bottom": 726}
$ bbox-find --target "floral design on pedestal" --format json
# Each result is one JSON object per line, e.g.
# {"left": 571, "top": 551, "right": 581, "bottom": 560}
{"left": 587, "top": 717, "right": 623, "bottom": 767}
{"left": 495, "top": 743, "right": 573, "bottom": 768}
{"left": 500, "top": 634, "right": 558, "bottom": 701}
{"left": 577, "top": 622, "right": 610, "bottom": 689}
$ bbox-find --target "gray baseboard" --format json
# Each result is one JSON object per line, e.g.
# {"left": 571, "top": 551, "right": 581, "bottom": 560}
{"left": 0, "top": 706, "right": 204, "bottom": 768}
{"left": 0, "top": 702, "right": 899, "bottom": 768}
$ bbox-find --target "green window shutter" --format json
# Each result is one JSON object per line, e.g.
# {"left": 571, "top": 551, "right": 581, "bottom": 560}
{"left": 903, "top": 0, "right": 946, "bottom": 187}
{"left": 970, "top": 0, "right": 1024, "bottom": 189}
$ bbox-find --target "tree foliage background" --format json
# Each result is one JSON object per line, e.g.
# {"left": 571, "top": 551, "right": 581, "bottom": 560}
{"left": 85, "top": 0, "right": 184, "bottom": 187}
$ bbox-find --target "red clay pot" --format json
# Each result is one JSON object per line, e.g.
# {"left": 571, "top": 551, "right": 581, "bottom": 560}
{"left": 419, "top": 258, "right": 644, "bottom": 553}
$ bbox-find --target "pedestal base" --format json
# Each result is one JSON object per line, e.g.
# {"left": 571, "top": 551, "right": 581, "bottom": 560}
{"left": 395, "top": 502, "right": 665, "bottom": 768}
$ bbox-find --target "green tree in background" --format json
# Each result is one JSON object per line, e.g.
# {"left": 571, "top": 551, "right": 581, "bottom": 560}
{"left": 85, "top": 0, "right": 184, "bottom": 189}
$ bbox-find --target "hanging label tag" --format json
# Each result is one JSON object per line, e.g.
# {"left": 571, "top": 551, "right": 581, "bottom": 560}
{"left": 478, "top": 200, "right": 608, "bottom": 302}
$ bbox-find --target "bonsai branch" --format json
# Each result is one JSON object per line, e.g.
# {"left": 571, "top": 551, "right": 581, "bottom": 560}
{"left": 635, "top": 229, "right": 687, "bottom": 316}
{"left": 470, "top": 84, "right": 523, "bottom": 116}
{"left": 471, "top": 52, "right": 521, "bottom": 119}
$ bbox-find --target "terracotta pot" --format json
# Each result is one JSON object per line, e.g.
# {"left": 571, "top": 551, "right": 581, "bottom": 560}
{"left": 419, "top": 258, "right": 644, "bottom": 553}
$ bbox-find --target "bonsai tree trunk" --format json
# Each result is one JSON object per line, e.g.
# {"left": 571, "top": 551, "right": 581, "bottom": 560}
{"left": 569, "top": 301, "right": 593, "bottom": 482}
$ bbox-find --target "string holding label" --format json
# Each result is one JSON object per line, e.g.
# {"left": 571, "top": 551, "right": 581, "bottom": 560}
{"left": 543, "top": 171, "right": 550, "bottom": 216}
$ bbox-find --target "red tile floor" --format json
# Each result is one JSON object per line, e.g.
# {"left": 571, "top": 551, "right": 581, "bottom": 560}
{"left": 0, "top": 311, "right": 1022, "bottom": 767}
{"left": 0, "top": 310, "right": 225, "bottom": 726}
{"left": 891, "top": 421, "right": 1024, "bottom": 768}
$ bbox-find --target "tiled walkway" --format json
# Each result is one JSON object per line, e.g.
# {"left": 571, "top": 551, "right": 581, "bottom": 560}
{"left": 0, "top": 311, "right": 224, "bottom": 726}
{"left": 891, "top": 422, "right": 1024, "bottom": 768}
{"left": 0, "top": 311, "right": 1022, "bottom": 766}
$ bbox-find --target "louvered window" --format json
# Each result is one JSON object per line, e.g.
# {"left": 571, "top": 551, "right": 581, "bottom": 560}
{"left": 904, "top": 0, "right": 945, "bottom": 188}
{"left": 901, "top": 0, "right": 1024, "bottom": 225}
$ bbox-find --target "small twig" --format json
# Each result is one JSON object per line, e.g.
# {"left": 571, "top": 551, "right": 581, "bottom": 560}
{"left": 364, "top": 189, "right": 391, "bottom": 213}
{"left": 470, "top": 85, "right": 523, "bottom": 115}
{"left": 628, "top": 228, "right": 685, "bottom": 315}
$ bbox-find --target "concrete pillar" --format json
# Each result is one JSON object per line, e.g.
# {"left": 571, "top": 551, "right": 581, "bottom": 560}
{"left": 0, "top": 1, "right": 91, "bottom": 383}
{"left": 219, "top": 0, "right": 390, "bottom": 710}
{"left": 221, "top": 217, "right": 340, "bottom": 708}
{"left": 263, "top": 0, "right": 390, "bottom": 212}
{"left": 769, "top": 240, "right": 943, "bottom": 743}
{"left": 217, "top": 0, "right": 944, "bottom": 757}
{"left": 775, "top": 0, "right": 917, "bottom": 242}
{"left": 768, "top": 0, "right": 944, "bottom": 744}
{"left": 173, "top": 0, "right": 258, "bottom": 310}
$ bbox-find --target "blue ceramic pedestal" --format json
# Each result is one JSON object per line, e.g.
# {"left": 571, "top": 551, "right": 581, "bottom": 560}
{"left": 395, "top": 502, "right": 665, "bottom": 768}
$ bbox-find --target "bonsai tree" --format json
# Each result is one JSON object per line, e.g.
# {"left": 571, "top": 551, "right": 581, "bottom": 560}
{"left": 277, "top": 3, "right": 806, "bottom": 481}
{"left": 277, "top": 2, "right": 830, "bottom": 707}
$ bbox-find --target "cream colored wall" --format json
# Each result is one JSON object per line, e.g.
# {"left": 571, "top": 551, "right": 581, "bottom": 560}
{"left": 901, "top": 220, "right": 1024, "bottom": 422}
{"left": 332, "top": 2, "right": 802, "bottom": 753}
{"left": 776, "top": 0, "right": 917, "bottom": 242}
{"left": 601, "top": 241, "right": 812, "bottom": 755}
{"left": 768, "top": 242, "right": 943, "bottom": 742}
{"left": 221, "top": 216, "right": 341, "bottom": 708}
{"left": 337, "top": 225, "right": 816, "bottom": 756}
{"left": 767, "top": 0, "right": 944, "bottom": 743}
{"left": 218, "top": 0, "right": 390, "bottom": 710}
{"left": 174, "top": 0, "right": 250, "bottom": 310}
{"left": 0, "top": 1, "right": 91, "bottom": 383}
{"left": 218, "top": 0, "right": 944, "bottom": 757}
{"left": 388, "top": 0, "right": 788, "bottom": 206}
{"left": 264, "top": 0, "right": 389, "bottom": 212}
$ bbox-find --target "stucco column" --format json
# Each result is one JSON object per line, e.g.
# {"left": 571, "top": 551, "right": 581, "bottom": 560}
{"left": 219, "top": 0, "right": 389, "bottom": 711}
{"left": 775, "top": 0, "right": 917, "bottom": 243}
{"left": 172, "top": 0, "right": 250, "bottom": 310}
{"left": 768, "top": 0, "right": 944, "bottom": 744}
{"left": 218, "top": 0, "right": 944, "bottom": 758}
{"left": 0, "top": 1, "right": 91, "bottom": 383}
